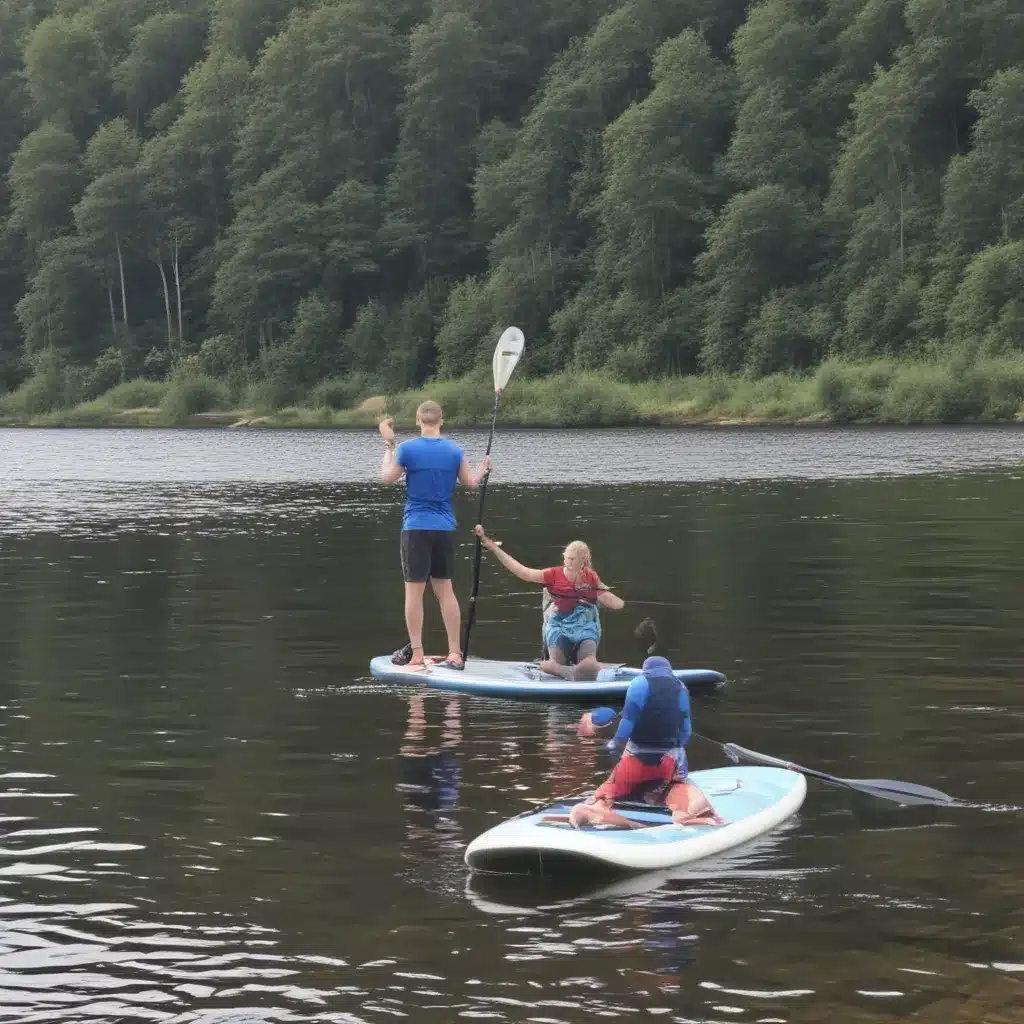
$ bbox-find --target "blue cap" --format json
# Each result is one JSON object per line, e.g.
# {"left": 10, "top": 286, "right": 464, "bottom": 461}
{"left": 642, "top": 655, "right": 674, "bottom": 676}
{"left": 590, "top": 707, "right": 617, "bottom": 727}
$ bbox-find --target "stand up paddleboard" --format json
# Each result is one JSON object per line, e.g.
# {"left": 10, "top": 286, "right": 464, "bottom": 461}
{"left": 464, "top": 766, "right": 806, "bottom": 874}
{"left": 369, "top": 655, "right": 726, "bottom": 699}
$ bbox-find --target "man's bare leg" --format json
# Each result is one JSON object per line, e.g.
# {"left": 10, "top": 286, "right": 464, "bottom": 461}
{"left": 430, "top": 577, "right": 463, "bottom": 665}
{"left": 404, "top": 582, "right": 427, "bottom": 665}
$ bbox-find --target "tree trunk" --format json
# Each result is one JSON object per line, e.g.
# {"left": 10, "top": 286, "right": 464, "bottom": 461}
{"left": 156, "top": 255, "right": 173, "bottom": 357}
{"left": 172, "top": 231, "right": 184, "bottom": 347}
{"left": 898, "top": 177, "right": 904, "bottom": 275}
{"left": 107, "top": 278, "right": 117, "bottom": 339}
{"left": 115, "top": 232, "right": 128, "bottom": 325}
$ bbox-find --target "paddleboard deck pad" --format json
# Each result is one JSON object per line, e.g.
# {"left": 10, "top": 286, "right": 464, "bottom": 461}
{"left": 369, "top": 655, "right": 726, "bottom": 699}
{"left": 464, "top": 766, "right": 806, "bottom": 874}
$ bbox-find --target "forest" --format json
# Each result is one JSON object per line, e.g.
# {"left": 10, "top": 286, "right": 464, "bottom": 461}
{"left": 1, "top": 0, "right": 1022, "bottom": 425}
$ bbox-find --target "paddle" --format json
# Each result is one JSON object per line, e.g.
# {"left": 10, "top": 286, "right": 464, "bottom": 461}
{"left": 461, "top": 326, "right": 525, "bottom": 664}
{"left": 570, "top": 709, "right": 957, "bottom": 808}
{"left": 715, "top": 741, "right": 959, "bottom": 806}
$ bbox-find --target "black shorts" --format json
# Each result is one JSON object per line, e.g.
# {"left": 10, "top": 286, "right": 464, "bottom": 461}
{"left": 400, "top": 530, "right": 456, "bottom": 583}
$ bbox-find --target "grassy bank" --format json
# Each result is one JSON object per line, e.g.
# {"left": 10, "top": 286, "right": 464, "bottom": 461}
{"left": 3, "top": 353, "right": 1024, "bottom": 429}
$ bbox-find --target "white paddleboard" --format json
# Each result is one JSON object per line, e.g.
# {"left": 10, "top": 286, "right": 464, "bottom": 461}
{"left": 369, "top": 655, "right": 725, "bottom": 699}
{"left": 464, "top": 766, "right": 806, "bottom": 873}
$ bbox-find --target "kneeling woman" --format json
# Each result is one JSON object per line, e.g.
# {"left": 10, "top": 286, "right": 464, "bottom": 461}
{"left": 473, "top": 525, "right": 624, "bottom": 680}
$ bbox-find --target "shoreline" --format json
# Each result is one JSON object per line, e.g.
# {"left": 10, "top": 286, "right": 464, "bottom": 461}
{"left": 2, "top": 406, "right": 1023, "bottom": 430}
{"left": 3, "top": 358, "right": 1024, "bottom": 429}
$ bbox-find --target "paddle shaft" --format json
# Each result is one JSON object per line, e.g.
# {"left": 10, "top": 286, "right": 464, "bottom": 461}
{"left": 461, "top": 391, "right": 501, "bottom": 662}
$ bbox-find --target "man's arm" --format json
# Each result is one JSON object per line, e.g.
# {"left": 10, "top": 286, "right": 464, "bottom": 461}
{"left": 381, "top": 445, "right": 404, "bottom": 484}
{"left": 457, "top": 455, "right": 491, "bottom": 488}
{"left": 379, "top": 417, "right": 405, "bottom": 484}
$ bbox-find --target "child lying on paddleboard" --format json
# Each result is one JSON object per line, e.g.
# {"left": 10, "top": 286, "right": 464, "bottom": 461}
{"left": 473, "top": 525, "right": 625, "bottom": 680}
{"left": 569, "top": 655, "right": 725, "bottom": 829}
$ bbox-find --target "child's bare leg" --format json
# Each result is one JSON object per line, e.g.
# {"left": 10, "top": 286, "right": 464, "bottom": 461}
{"left": 667, "top": 781, "right": 725, "bottom": 826}
{"left": 573, "top": 640, "right": 600, "bottom": 680}
{"left": 569, "top": 798, "right": 638, "bottom": 829}
{"left": 539, "top": 643, "right": 572, "bottom": 679}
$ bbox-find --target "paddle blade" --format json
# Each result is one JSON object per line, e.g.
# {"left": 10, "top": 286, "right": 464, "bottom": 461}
{"left": 633, "top": 616, "right": 658, "bottom": 655}
{"left": 837, "top": 778, "right": 959, "bottom": 807}
{"left": 493, "top": 326, "right": 525, "bottom": 393}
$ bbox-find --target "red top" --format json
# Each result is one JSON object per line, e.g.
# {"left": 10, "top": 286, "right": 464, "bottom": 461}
{"left": 542, "top": 566, "right": 601, "bottom": 614}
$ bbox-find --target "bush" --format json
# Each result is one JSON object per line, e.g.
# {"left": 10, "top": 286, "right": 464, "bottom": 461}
{"left": 309, "top": 374, "right": 378, "bottom": 410}
{"left": 160, "top": 374, "right": 231, "bottom": 422}
{"left": 815, "top": 359, "right": 892, "bottom": 422}
{"left": 878, "top": 364, "right": 979, "bottom": 423}
{"left": 0, "top": 348, "right": 83, "bottom": 415}
{"left": 102, "top": 378, "right": 168, "bottom": 409}
{"left": 504, "top": 373, "right": 641, "bottom": 426}
{"left": 244, "top": 376, "right": 300, "bottom": 413}
{"left": 83, "top": 346, "right": 127, "bottom": 399}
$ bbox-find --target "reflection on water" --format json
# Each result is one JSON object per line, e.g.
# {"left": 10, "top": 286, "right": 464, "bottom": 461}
{"left": 0, "top": 427, "right": 1021, "bottom": 1022}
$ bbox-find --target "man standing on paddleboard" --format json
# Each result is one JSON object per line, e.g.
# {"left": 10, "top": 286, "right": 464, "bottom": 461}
{"left": 380, "top": 401, "right": 490, "bottom": 670}
{"left": 570, "top": 655, "right": 724, "bottom": 828}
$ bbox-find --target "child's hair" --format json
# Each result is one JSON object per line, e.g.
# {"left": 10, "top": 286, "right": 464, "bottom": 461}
{"left": 563, "top": 540, "right": 592, "bottom": 568}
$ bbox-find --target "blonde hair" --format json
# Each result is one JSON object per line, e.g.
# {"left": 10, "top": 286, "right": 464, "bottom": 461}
{"left": 563, "top": 540, "right": 592, "bottom": 568}
{"left": 416, "top": 400, "right": 443, "bottom": 426}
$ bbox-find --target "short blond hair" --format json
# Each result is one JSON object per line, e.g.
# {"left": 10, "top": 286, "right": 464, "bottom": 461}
{"left": 416, "top": 400, "right": 443, "bottom": 425}
{"left": 563, "top": 540, "right": 592, "bottom": 567}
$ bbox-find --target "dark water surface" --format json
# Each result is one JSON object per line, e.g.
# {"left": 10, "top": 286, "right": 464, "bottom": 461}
{"left": 0, "top": 426, "right": 1021, "bottom": 1023}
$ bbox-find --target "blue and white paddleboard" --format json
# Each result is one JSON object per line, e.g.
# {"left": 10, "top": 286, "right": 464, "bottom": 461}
{"left": 368, "top": 656, "right": 726, "bottom": 699}
{"left": 464, "top": 766, "right": 806, "bottom": 873}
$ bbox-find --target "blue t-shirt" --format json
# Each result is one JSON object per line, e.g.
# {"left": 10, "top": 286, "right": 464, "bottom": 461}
{"left": 396, "top": 436, "right": 464, "bottom": 530}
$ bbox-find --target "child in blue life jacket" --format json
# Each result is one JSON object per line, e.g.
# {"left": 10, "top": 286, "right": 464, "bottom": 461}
{"left": 569, "top": 655, "right": 725, "bottom": 829}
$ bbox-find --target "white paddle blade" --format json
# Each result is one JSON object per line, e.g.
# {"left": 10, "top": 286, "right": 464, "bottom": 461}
{"left": 492, "top": 327, "right": 525, "bottom": 393}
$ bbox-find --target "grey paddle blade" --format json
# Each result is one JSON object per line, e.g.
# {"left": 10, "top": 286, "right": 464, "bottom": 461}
{"left": 722, "top": 742, "right": 957, "bottom": 807}
{"left": 836, "top": 778, "right": 960, "bottom": 806}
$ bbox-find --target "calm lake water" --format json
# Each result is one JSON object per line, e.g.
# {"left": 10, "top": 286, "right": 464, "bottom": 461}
{"left": 0, "top": 426, "right": 1021, "bottom": 1024}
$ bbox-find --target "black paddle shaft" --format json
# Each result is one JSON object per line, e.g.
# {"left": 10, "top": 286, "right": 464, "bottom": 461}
{"left": 461, "top": 391, "right": 501, "bottom": 662}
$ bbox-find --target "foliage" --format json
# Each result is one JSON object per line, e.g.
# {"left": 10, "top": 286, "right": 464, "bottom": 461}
{"left": 161, "top": 374, "right": 232, "bottom": 421}
{"left": 0, "top": 0, "right": 1023, "bottom": 422}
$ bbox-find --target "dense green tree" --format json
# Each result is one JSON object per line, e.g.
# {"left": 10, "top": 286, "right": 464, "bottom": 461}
{"left": 74, "top": 118, "right": 144, "bottom": 335}
{"left": 112, "top": 10, "right": 209, "bottom": 130}
{"left": 382, "top": 3, "right": 497, "bottom": 284}
{"left": 7, "top": 120, "right": 82, "bottom": 255}
{"left": 22, "top": 11, "right": 107, "bottom": 130}
{"left": 0, "top": 0, "right": 1021, "bottom": 404}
